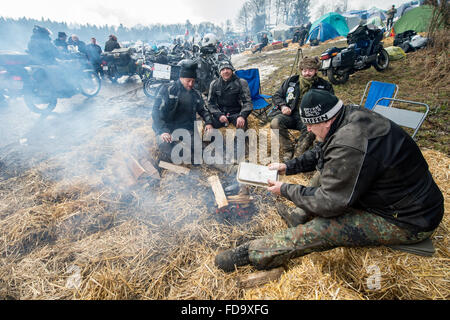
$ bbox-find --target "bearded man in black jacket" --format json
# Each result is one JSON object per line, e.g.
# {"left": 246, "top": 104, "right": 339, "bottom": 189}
{"left": 270, "top": 56, "right": 334, "bottom": 161}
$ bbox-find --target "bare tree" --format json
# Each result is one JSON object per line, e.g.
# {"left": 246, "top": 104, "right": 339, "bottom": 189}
{"left": 236, "top": 2, "right": 252, "bottom": 33}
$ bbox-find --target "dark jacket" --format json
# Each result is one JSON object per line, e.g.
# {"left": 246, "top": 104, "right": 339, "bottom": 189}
{"left": 104, "top": 39, "right": 121, "bottom": 52}
{"left": 272, "top": 75, "right": 334, "bottom": 119}
{"left": 207, "top": 74, "right": 253, "bottom": 119}
{"left": 86, "top": 43, "right": 102, "bottom": 62}
{"left": 27, "top": 33, "right": 60, "bottom": 64}
{"left": 280, "top": 104, "right": 444, "bottom": 233}
{"left": 53, "top": 38, "right": 68, "bottom": 51}
{"left": 152, "top": 80, "right": 213, "bottom": 135}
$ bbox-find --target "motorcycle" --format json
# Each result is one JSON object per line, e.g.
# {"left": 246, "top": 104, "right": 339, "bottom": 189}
{"left": 142, "top": 44, "right": 229, "bottom": 99}
{"left": 100, "top": 47, "right": 152, "bottom": 83}
{"left": 22, "top": 49, "right": 101, "bottom": 114}
{"left": 0, "top": 51, "right": 32, "bottom": 107}
{"left": 320, "top": 24, "right": 390, "bottom": 85}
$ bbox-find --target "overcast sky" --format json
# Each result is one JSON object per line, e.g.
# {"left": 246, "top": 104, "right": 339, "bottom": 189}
{"left": 0, "top": 0, "right": 411, "bottom": 28}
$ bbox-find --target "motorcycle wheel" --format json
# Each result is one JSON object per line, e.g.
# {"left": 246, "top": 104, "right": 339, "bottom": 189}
{"left": 80, "top": 70, "right": 101, "bottom": 97}
{"left": 373, "top": 49, "right": 390, "bottom": 72}
{"left": 23, "top": 84, "right": 57, "bottom": 114}
{"left": 143, "top": 79, "right": 163, "bottom": 98}
{"left": 108, "top": 65, "right": 119, "bottom": 83}
{"left": 327, "top": 67, "right": 349, "bottom": 85}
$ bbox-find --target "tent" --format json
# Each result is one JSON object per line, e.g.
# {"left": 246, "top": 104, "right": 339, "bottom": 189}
{"left": 366, "top": 16, "right": 386, "bottom": 29}
{"left": 394, "top": 5, "right": 434, "bottom": 34}
{"left": 310, "top": 12, "right": 350, "bottom": 37}
{"left": 270, "top": 23, "right": 292, "bottom": 41}
{"left": 307, "top": 22, "right": 341, "bottom": 43}
{"left": 367, "top": 7, "right": 387, "bottom": 21}
{"left": 342, "top": 12, "right": 364, "bottom": 30}
{"left": 395, "top": 1, "right": 424, "bottom": 18}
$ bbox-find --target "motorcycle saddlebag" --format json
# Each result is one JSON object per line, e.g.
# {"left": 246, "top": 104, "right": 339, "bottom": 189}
{"left": 333, "top": 48, "right": 355, "bottom": 67}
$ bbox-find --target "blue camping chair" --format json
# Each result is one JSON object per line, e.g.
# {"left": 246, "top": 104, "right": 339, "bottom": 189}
{"left": 235, "top": 68, "right": 272, "bottom": 122}
{"left": 360, "top": 80, "right": 399, "bottom": 110}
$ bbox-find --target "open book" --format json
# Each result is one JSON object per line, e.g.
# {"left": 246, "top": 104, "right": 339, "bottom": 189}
{"left": 237, "top": 162, "right": 278, "bottom": 187}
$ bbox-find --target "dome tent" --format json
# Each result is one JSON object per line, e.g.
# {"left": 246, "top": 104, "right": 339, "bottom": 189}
{"left": 310, "top": 12, "right": 350, "bottom": 37}
{"left": 393, "top": 5, "right": 435, "bottom": 34}
{"left": 307, "top": 22, "right": 341, "bottom": 43}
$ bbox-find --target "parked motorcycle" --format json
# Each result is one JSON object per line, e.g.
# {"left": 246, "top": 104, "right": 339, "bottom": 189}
{"left": 320, "top": 24, "right": 389, "bottom": 85}
{"left": 142, "top": 44, "right": 229, "bottom": 99}
{"left": 100, "top": 47, "right": 152, "bottom": 83}
{"left": 22, "top": 50, "right": 101, "bottom": 114}
{"left": 0, "top": 51, "right": 32, "bottom": 107}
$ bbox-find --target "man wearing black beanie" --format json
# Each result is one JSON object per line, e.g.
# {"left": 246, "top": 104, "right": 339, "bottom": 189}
{"left": 152, "top": 59, "right": 213, "bottom": 163}
{"left": 215, "top": 89, "right": 444, "bottom": 272}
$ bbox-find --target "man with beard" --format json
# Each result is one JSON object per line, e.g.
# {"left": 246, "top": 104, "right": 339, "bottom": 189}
{"left": 270, "top": 56, "right": 334, "bottom": 162}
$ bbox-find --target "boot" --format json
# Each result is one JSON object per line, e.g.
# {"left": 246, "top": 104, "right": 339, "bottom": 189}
{"left": 224, "top": 182, "right": 240, "bottom": 196}
{"left": 282, "top": 150, "right": 293, "bottom": 163}
{"left": 294, "top": 132, "right": 316, "bottom": 158}
{"left": 276, "top": 203, "right": 312, "bottom": 227}
{"left": 224, "top": 183, "right": 249, "bottom": 196}
{"left": 215, "top": 243, "right": 250, "bottom": 272}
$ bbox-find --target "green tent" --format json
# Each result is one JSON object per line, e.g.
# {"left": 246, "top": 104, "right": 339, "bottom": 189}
{"left": 394, "top": 5, "right": 434, "bottom": 34}
{"left": 311, "top": 12, "right": 349, "bottom": 37}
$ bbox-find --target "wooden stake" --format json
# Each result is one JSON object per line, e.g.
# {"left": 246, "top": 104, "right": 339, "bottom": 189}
{"left": 207, "top": 175, "right": 229, "bottom": 209}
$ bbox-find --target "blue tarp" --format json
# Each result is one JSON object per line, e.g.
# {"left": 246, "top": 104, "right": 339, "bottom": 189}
{"left": 307, "top": 22, "right": 341, "bottom": 43}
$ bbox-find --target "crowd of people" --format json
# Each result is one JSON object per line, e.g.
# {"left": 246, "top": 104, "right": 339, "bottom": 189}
{"left": 26, "top": 25, "right": 123, "bottom": 69}
{"left": 150, "top": 52, "right": 444, "bottom": 273}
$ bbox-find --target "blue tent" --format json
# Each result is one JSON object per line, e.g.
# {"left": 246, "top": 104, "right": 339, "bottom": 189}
{"left": 307, "top": 22, "right": 341, "bottom": 43}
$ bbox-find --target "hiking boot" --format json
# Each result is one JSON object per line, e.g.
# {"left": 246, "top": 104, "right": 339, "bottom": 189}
{"left": 276, "top": 203, "right": 312, "bottom": 227}
{"left": 282, "top": 150, "right": 293, "bottom": 162}
{"left": 224, "top": 182, "right": 240, "bottom": 196}
{"left": 215, "top": 243, "right": 250, "bottom": 272}
{"left": 294, "top": 132, "right": 316, "bottom": 158}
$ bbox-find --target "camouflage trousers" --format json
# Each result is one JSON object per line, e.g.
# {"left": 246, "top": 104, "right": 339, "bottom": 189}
{"left": 248, "top": 172, "right": 433, "bottom": 270}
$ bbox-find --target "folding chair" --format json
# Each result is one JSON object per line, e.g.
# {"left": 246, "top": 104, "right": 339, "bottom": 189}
{"left": 235, "top": 68, "right": 272, "bottom": 122}
{"left": 372, "top": 97, "right": 429, "bottom": 140}
{"left": 360, "top": 80, "right": 399, "bottom": 110}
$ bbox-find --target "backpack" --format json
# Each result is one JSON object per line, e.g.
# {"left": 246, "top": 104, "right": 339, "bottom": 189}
{"left": 394, "top": 30, "right": 417, "bottom": 46}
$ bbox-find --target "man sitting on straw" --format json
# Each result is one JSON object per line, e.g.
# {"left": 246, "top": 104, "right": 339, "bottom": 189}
{"left": 215, "top": 89, "right": 444, "bottom": 272}
{"left": 152, "top": 59, "right": 213, "bottom": 163}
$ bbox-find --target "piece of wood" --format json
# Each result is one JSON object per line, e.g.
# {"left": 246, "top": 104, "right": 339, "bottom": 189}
{"left": 158, "top": 161, "right": 190, "bottom": 175}
{"left": 140, "top": 159, "right": 161, "bottom": 180}
{"left": 127, "top": 156, "right": 147, "bottom": 180}
{"left": 207, "top": 175, "right": 229, "bottom": 209}
{"left": 237, "top": 267, "right": 284, "bottom": 289}
{"left": 227, "top": 194, "right": 253, "bottom": 204}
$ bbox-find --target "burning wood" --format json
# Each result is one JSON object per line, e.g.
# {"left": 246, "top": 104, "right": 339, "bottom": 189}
{"left": 207, "top": 175, "right": 229, "bottom": 209}
{"left": 227, "top": 194, "right": 253, "bottom": 205}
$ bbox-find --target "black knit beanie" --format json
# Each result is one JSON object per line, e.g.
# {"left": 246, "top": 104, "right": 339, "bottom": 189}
{"left": 300, "top": 89, "right": 343, "bottom": 124}
{"left": 179, "top": 59, "right": 197, "bottom": 79}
